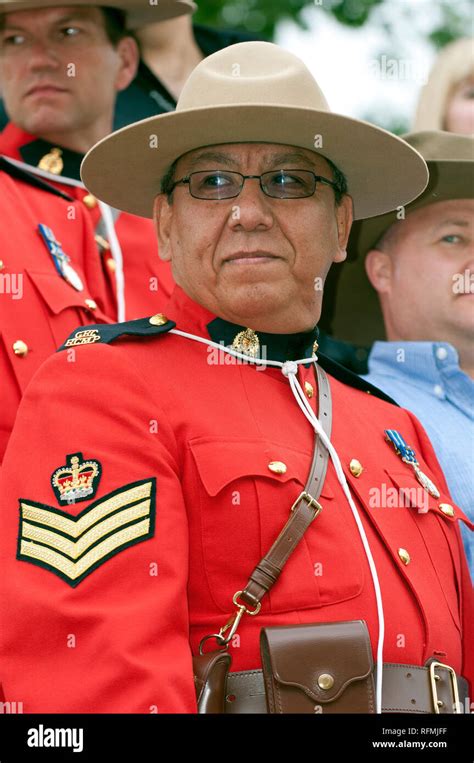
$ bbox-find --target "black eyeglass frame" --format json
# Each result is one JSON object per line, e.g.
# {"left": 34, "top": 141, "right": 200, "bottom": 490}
{"left": 168, "top": 169, "right": 342, "bottom": 200}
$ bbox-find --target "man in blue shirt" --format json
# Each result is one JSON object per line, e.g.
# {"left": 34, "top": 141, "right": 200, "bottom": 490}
{"left": 331, "top": 131, "right": 474, "bottom": 577}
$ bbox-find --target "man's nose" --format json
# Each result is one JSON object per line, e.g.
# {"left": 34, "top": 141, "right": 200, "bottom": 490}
{"left": 228, "top": 177, "right": 274, "bottom": 231}
{"left": 27, "top": 39, "right": 61, "bottom": 70}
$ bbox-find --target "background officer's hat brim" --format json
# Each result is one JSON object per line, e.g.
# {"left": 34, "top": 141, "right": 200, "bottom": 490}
{"left": 0, "top": 0, "right": 196, "bottom": 29}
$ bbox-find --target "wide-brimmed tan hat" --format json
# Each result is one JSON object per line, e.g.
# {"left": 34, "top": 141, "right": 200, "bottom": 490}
{"left": 330, "top": 131, "right": 474, "bottom": 345}
{"left": 0, "top": 0, "right": 196, "bottom": 29}
{"left": 81, "top": 41, "right": 429, "bottom": 220}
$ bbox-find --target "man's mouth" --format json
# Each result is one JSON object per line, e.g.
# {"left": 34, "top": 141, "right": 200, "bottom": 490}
{"left": 223, "top": 251, "right": 281, "bottom": 265}
{"left": 25, "top": 85, "right": 68, "bottom": 98}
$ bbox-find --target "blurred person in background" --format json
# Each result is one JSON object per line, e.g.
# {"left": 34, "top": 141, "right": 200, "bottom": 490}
{"left": 414, "top": 37, "right": 474, "bottom": 134}
{"left": 114, "top": 7, "right": 264, "bottom": 127}
{"left": 0, "top": 1, "right": 194, "bottom": 321}
{"left": 0, "top": 156, "right": 112, "bottom": 464}
{"left": 332, "top": 131, "right": 474, "bottom": 577}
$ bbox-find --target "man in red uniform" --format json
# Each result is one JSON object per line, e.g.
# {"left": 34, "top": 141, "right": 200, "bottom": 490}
{"left": 0, "top": 42, "right": 472, "bottom": 714}
{"left": 0, "top": 1, "right": 194, "bottom": 320}
{"left": 0, "top": 156, "right": 112, "bottom": 463}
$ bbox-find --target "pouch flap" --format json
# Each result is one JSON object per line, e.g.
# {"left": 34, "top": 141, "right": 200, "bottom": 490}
{"left": 261, "top": 620, "right": 373, "bottom": 703}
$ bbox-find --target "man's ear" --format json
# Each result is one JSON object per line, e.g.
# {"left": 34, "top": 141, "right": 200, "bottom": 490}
{"left": 114, "top": 36, "right": 140, "bottom": 92}
{"left": 365, "top": 248, "right": 393, "bottom": 294}
{"left": 153, "top": 194, "right": 172, "bottom": 262}
{"left": 333, "top": 195, "right": 353, "bottom": 263}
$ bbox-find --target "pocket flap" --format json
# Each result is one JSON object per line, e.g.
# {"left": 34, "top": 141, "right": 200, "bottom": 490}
{"left": 189, "top": 437, "right": 334, "bottom": 499}
{"left": 385, "top": 469, "right": 473, "bottom": 530}
{"left": 26, "top": 268, "right": 93, "bottom": 315}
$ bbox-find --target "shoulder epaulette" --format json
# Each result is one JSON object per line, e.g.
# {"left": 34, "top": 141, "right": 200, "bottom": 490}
{"left": 318, "top": 352, "right": 398, "bottom": 406}
{"left": 58, "top": 314, "right": 176, "bottom": 351}
{"left": 0, "top": 156, "right": 73, "bottom": 201}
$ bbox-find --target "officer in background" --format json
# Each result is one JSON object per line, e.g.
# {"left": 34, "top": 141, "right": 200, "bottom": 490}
{"left": 0, "top": 157, "right": 112, "bottom": 463}
{"left": 0, "top": 43, "right": 471, "bottom": 714}
{"left": 0, "top": 1, "right": 193, "bottom": 321}
{"left": 114, "top": 5, "right": 264, "bottom": 128}
{"left": 332, "top": 131, "right": 474, "bottom": 576}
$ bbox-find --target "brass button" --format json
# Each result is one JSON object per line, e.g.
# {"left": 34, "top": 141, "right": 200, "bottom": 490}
{"left": 304, "top": 381, "right": 314, "bottom": 398}
{"left": 439, "top": 503, "right": 454, "bottom": 517}
{"left": 0, "top": 260, "right": 5, "bottom": 270}
{"left": 268, "top": 461, "right": 287, "bottom": 475}
{"left": 312, "top": 340, "right": 319, "bottom": 354}
{"left": 106, "top": 258, "right": 116, "bottom": 273}
{"left": 149, "top": 313, "right": 168, "bottom": 326}
{"left": 95, "top": 234, "right": 110, "bottom": 251}
{"left": 13, "top": 340, "right": 28, "bottom": 357}
{"left": 83, "top": 193, "right": 97, "bottom": 209}
{"left": 84, "top": 298, "right": 97, "bottom": 310}
{"left": 398, "top": 548, "right": 410, "bottom": 565}
{"left": 318, "top": 673, "right": 334, "bottom": 690}
{"left": 349, "top": 459, "right": 363, "bottom": 477}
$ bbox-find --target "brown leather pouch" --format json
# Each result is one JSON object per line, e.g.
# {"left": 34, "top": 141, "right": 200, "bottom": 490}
{"left": 260, "top": 620, "right": 375, "bottom": 713}
{"left": 194, "top": 651, "right": 232, "bottom": 713}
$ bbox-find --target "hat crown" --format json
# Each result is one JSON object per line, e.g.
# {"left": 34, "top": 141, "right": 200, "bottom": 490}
{"left": 177, "top": 41, "right": 330, "bottom": 112}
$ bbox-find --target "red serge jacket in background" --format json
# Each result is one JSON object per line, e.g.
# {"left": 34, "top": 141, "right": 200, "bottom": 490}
{"left": 0, "top": 285, "right": 472, "bottom": 713}
{"left": 0, "top": 123, "right": 174, "bottom": 321}
{"left": 0, "top": 158, "right": 112, "bottom": 463}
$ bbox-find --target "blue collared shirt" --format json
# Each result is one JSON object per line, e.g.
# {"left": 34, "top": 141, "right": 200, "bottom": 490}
{"left": 364, "top": 341, "right": 474, "bottom": 579}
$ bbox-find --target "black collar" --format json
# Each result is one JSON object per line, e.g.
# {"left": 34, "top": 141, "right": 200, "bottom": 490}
{"left": 20, "top": 138, "right": 83, "bottom": 181}
{"left": 206, "top": 317, "right": 319, "bottom": 363}
{"left": 206, "top": 315, "right": 397, "bottom": 405}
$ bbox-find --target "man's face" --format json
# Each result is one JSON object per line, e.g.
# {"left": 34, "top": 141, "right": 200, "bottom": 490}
{"left": 155, "top": 143, "right": 352, "bottom": 333}
{"left": 0, "top": 6, "right": 137, "bottom": 138}
{"left": 366, "top": 199, "right": 474, "bottom": 344}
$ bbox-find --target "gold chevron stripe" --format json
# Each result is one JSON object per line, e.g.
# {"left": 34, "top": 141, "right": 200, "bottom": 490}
{"left": 20, "top": 518, "right": 150, "bottom": 581}
{"left": 21, "top": 499, "right": 151, "bottom": 560}
{"left": 20, "top": 481, "right": 152, "bottom": 537}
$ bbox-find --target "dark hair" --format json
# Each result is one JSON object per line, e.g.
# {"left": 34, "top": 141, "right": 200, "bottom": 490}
{"left": 100, "top": 7, "right": 128, "bottom": 46}
{"left": 324, "top": 156, "right": 348, "bottom": 205}
{"left": 160, "top": 152, "right": 348, "bottom": 206}
{"left": 160, "top": 158, "right": 180, "bottom": 203}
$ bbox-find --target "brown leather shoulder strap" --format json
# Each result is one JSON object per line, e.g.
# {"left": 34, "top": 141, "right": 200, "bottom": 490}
{"left": 240, "top": 364, "right": 331, "bottom": 609}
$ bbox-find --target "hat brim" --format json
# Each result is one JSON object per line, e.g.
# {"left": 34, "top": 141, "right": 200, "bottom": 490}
{"left": 331, "top": 158, "right": 474, "bottom": 345}
{"left": 0, "top": 0, "right": 196, "bottom": 28}
{"left": 81, "top": 105, "right": 428, "bottom": 220}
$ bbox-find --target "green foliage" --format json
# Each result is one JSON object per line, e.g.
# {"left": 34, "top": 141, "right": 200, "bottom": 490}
{"left": 194, "top": 0, "right": 473, "bottom": 48}
{"left": 328, "top": 0, "right": 384, "bottom": 27}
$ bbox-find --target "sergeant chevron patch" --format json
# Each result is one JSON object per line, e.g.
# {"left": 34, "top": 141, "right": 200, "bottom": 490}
{"left": 17, "top": 478, "right": 156, "bottom": 587}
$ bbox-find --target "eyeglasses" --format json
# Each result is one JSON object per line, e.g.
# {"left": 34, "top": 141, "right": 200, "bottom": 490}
{"left": 169, "top": 169, "right": 340, "bottom": 200}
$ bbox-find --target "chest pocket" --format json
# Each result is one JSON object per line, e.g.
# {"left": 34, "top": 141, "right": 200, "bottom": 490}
{"left": 0, "top": 269, "right": 107, "bottom": 393}
{"left": 345, "top": 462, "right": 463, "bottom": 635}
{"left": 385, "top": 467, "right": 465, "bottom": 633}
{"left": 188, "top": 437, "right": 365, "bottom": 614}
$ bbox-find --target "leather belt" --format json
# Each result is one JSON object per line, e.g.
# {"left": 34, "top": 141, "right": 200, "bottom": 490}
{"left": 225, "top": 662, "right": 469, "bottom": 714}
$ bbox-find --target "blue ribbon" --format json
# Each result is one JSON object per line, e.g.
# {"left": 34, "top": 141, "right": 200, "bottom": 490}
{"left": 384, "top": 429, "right": 418, "bottom": 465}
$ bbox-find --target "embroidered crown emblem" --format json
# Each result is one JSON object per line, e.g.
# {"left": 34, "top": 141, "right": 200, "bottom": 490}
{"left": 51, "top": 453, "right": 102, "bottom": 504}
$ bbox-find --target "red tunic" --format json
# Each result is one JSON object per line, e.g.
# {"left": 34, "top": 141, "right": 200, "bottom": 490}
{"left": 0, "top": 285, "right": 472, "bottom": 713}
{"left": 0, "top": 123, "right": 174, "bottom": 321}
{"left": 0, "top": 160, "right": 111, "bottom": 463}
